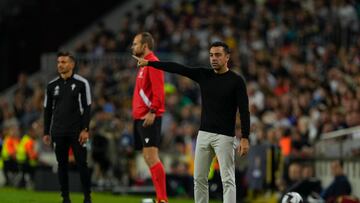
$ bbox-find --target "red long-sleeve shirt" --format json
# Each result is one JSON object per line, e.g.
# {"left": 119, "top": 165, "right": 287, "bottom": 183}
{"left": 132, "top": 52, "right": 165, "bottom": 119}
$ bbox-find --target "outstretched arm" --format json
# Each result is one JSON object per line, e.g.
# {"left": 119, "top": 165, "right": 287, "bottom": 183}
{"left": 132, "top": 55, "right": 201, "bottom": 81}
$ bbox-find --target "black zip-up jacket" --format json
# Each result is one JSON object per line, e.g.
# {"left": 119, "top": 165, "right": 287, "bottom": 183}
{"left": 44, "top": 74, "right": 91, "bottom": 136}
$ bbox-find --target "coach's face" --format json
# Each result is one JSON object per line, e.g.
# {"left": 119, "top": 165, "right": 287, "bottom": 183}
{"left": 132, "top": 35, "right": 145, "bottom": 57}
{"left": 57, "top": 56, "right": 74, "bottom": 75}
{"left": 209, "top": 46, "right": 229, "bottom": 72}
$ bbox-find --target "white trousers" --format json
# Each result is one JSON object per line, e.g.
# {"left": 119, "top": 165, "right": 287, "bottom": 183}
{"left": 194, "top": 131, "right": 237, "bottom": 203}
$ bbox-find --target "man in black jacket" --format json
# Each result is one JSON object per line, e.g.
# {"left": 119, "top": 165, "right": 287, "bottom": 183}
{"left": 43, "top": 52, "right": 92, "bottom": 203}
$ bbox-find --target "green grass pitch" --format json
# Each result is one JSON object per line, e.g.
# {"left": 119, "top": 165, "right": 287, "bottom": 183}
{"left": 0, "top": 187, "right": 221, "bottom": 203}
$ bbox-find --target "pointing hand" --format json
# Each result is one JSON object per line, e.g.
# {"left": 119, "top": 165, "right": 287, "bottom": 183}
{"left": 132, "top": 55, "right": 149, "bottom": 67}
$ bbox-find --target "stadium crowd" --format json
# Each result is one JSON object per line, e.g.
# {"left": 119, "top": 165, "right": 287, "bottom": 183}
{"left": 1, "top": 0, "right": 360, "bottom": 202}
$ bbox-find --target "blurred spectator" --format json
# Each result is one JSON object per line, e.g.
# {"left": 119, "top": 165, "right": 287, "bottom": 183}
{"left": 321, "top": 160, "right": 352, "bottom": 203}
{"left": 286, "top": 162, "right": 302, "bottom": 189}
{"left": 14, "top": 72, "right": 33, "bottom": 98}
{"left": 91, "top": 132, "right": 111, "bottom": 189}
{"left": 286, "top": 164, "right": 322, "bottom": 201}
{"left": 16, "top": 121, "right": 40, "bottom": 188}
{"left": 1, "top": 124, "right": 20, "bottom": 186}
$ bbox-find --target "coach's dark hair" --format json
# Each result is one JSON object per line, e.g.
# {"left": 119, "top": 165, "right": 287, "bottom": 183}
{"left": 57, "top": 51, "right": 76, "bottom": 64}
{"left": 140, "top": 32, "right": 155, "bottom": 50}
{"left": 209, "top": 41, "right": 230, "bottom": 54}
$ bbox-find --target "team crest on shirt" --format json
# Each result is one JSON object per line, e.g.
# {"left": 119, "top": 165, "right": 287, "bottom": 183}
{"left": 145, "top": 138, "right": 150, "bottom": 143}
{"left": 54, "top": 85, "right": 60, "bottom": 96}
{"left": 71, "top": 84, "right": 76, "bottom": 91}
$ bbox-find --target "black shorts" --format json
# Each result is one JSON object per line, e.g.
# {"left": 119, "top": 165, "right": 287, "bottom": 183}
{"left": 134, "top": 117, "right": 162, "bottom": 150}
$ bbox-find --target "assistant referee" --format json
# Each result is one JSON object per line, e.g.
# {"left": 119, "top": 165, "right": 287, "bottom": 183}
{"left": 43, "top": 52, "right": 92, "bottom": 203}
